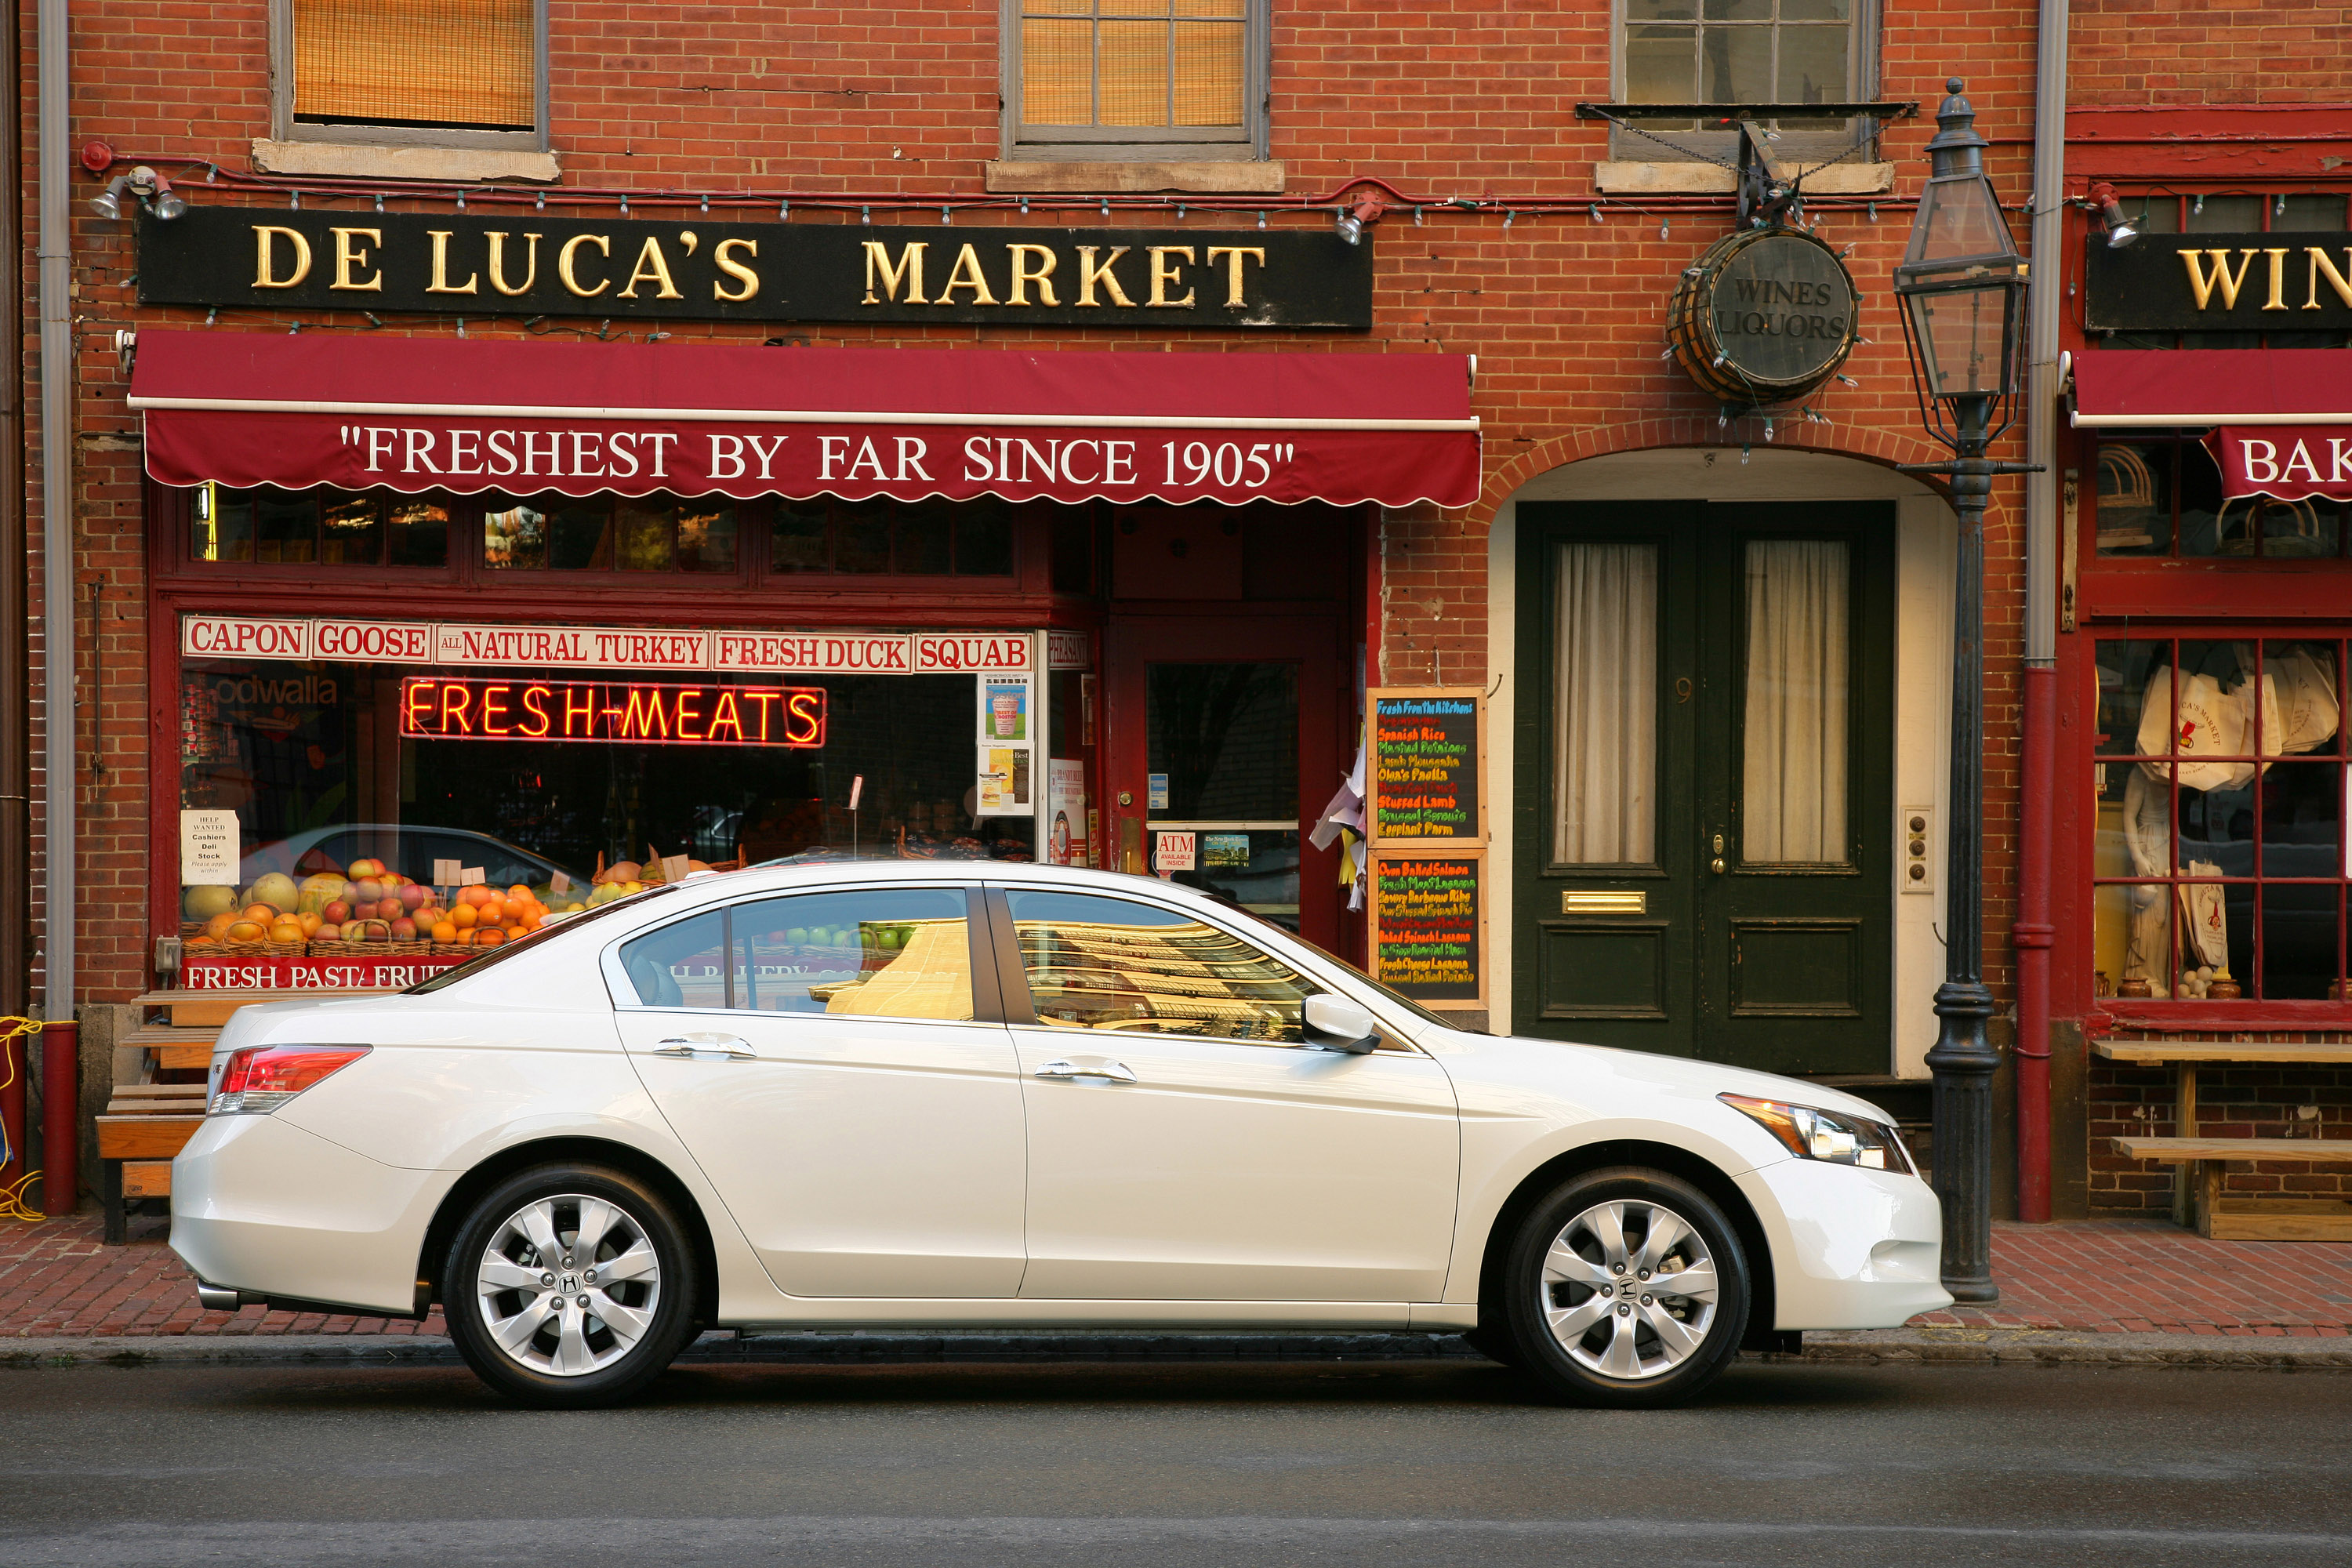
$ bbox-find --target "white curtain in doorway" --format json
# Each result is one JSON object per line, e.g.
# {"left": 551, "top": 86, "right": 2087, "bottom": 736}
{"left": 1742, "top": 539, "right": 1849, "bottom": 863}
{"left": 1552, "top": 543, "right": 1657, "bottom": 864}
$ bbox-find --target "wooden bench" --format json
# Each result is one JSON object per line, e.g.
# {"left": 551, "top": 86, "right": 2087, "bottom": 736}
{"left": 96, "top": 1084, "right": 210, "bottom": 1243}
{"left": 2097, "top": 1038, "right": 2352, "bottom": 1241}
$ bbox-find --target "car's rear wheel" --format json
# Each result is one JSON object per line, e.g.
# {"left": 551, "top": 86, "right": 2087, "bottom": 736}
{"left": 444, "top": 1163, "right": 699, "bottom": 1408}
{"left": 1497, "top": 1166, "right": 1750, "bottom": 1407}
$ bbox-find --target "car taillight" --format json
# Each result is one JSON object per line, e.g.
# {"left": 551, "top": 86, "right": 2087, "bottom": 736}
{"left": 209, "top": 1045, "right": 371, "bottom": 1116}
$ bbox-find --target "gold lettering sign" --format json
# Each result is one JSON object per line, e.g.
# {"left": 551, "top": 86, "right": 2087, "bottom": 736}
{"left": 252, "top": 225, "right": 313, "bottom": 289}
{"left": 329, "top": 227, "right": 382, "bottom": 292}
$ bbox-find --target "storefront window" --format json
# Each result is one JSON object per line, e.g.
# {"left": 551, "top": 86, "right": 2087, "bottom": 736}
{"left": 176, "top": 645, "right": 1040, "bottom": 950}
{"left": 2094, "top": 438, "right": 2349, "bottom": 561}
{"left": 768, "top": 495, "right": 1014, "bottom": 576}
{"left": 192, "top": 485, "right": 449, "bottom": 567}
{"left": 2092, "top": 636, "right": 2347, "bottom": 1000}
{"left": 483, "top": 495, "right": 739, "bottom": 572}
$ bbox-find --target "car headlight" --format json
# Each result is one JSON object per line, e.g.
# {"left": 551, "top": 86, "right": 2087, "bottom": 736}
{"left": 1719, "top": 1094, "right": 1915, "bottom": 1175}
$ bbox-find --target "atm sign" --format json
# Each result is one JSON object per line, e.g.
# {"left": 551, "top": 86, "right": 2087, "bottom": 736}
{"left": 399, "top": 677, "right": 826, "bottom": 748}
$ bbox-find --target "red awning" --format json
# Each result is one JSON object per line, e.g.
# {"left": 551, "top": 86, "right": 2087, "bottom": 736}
{"left": 2072, "top": 349, "right": 2352, "bottom": 503}
{"left": 2071, "top": 348, "right": 2352, "bottom": 427}
{"left": 129, "top": 332, "right": 1481, "bottom": 509}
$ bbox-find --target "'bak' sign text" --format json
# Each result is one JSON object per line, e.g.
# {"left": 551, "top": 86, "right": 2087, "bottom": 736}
{"left": 2085, "top": 231, "right": 2352, "bottom": 332}
{"left": 136, "top": 209, "right": 1374, "bottom": 330}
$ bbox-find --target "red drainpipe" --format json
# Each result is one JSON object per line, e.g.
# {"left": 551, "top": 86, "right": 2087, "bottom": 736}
{"left": 40, "top": 1018, "right": 78, "bottom": 1217}
{"left": 2013, "top": 663, "right": 2056, "bottom": 1223}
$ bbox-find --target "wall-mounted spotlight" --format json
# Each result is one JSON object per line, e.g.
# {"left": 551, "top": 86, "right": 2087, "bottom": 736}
{"left": 2085, "top": 180, "right": 2137, "bottom": 249}
{"left": 1334, "top": 193, "right": 1386, "bottom": 245}
{"left": 90, "top": 165, "right": 187, "bottom": 221}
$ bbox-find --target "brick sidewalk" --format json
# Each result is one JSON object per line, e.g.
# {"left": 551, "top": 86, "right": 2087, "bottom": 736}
{"left": 3, "top": 1211, "right": 2347, "bottom": 1340}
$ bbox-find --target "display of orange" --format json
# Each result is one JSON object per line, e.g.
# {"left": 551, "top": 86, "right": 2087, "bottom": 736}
{"left": 431, "top": 921, "right": 458, "bottom": 942}
{"left": 508, "top": 884, "right": 532, "bottom": 901}
{"left": 476, "top": 928, "right": 506, "bottom": 947}
{"left": 451, "top": 905, "right": 477, "bottom": 928}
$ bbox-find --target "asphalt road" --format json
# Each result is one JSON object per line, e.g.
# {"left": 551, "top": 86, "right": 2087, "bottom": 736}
{"left": 2, "top": 1359, "right": 2348, "bottom": 1566}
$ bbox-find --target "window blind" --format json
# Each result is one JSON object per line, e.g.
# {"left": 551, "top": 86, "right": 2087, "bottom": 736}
{"left": 293, "top": 0, "right": 536, "bottom": 131}
{"left": 1019, "top": 0, "right": 1245, "bottom": 129}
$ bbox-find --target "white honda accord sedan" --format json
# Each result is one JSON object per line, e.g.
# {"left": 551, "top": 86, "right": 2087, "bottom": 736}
{"left": 173, "top": 860, "right": 1947, "bottom": 1407}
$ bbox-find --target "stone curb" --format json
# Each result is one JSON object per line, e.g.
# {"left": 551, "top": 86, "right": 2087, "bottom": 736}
{"left": 3, "top": 1327, "right": 2348, "bottom": 1370}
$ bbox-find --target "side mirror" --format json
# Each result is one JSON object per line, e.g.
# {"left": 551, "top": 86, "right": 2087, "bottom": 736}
{"left": 1302, "top": 993, "right": 1380, "bottom": 1054}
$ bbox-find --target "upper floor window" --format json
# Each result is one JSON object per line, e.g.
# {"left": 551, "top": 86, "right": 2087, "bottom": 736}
{"left": 275, "top": 0, "right": 546, "bottom": 150}
{"left": 194, "top": 484, "right": 450, "bottom": 567}
{"left": 1002, "top": 0, "right": 1265, "bottom": 163}
{"left": 1614, "top": 0, "right": 1872, "bottom": 165}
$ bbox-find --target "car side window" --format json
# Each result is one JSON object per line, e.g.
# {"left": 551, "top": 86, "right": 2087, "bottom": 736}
{"left": 616, "top": 910, "right": 730, "bottom": 1008}
{"left": 1004, "top": 889, "right": 1318, "bottom": 1045}
{"left": 729, "top": 888, "right": 975, "bottom": 1022}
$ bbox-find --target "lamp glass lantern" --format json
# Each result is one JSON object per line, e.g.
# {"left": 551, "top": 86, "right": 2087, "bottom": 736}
{"left": 1893, "top": 172, "right": 2027, "bottom": 406}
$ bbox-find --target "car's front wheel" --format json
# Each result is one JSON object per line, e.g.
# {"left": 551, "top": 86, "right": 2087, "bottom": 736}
{"left": 444, "top": 1163, "right": 699, "bottom": 1408}
{"left": 1497, "top": 1166, "right": 1750, "bottom": 1407}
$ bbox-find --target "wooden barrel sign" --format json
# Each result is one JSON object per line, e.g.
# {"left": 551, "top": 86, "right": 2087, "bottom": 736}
{"left": 1666, "top": 227, "right": 1862, "bottom": 408}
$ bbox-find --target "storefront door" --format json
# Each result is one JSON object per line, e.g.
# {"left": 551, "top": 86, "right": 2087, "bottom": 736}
{"left": 1515, "top": 502, "right": 1896, "bottom": 1074}
{"left": 1104, "top": 616, "right": 1348, "bottom": 951}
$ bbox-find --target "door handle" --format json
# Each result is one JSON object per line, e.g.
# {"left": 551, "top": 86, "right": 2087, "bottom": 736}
{"left": 652, "top": 1033, "right": 757, "bottom": 1060}
{"left": 1034, "top": 1058, "right": 1139, "bottom": 1084}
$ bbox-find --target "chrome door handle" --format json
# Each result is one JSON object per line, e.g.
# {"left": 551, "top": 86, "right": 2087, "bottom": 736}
{"left": 652, "top": 1033, "right": 757, "bottom": 1060}
{"left": 1034, "top": 1058, "right": 1138, "bottom": 1084}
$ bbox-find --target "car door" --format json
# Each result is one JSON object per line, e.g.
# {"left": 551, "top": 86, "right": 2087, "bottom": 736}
{"left": 608, "top": 884, "right": 1029, "bottom": 1298}
{"left": 993, "top": 885, "right": 1460, "bottom": 1303}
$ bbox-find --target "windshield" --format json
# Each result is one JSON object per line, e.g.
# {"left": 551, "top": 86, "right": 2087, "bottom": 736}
{"left": 405, "top": 884, "right": 680, "bottom": 993}
{"left": 1224, "top": 903, "right": 1468, "bottom": 1033}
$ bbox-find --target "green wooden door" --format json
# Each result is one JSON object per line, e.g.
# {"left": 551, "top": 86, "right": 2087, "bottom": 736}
{"left": 1513, "top": 501, "right": 1895, "bottom": 1075}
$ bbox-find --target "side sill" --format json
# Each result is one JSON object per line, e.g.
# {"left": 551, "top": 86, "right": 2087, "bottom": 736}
{"left": 252, "top": 140, "right": 563, "bottom": 184}
{"left": 984, "top": 160, "right": 1286, "bottom": 194}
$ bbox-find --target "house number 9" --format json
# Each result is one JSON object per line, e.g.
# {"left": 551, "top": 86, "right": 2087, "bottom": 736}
{"left": 1674, "top": 677, "right": 1693, "bottom": 703}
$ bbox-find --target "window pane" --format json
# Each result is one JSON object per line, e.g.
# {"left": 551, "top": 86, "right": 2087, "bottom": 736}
{"left": 1700, "top": 24, "right": 1772, "bottom": 100}
{"left": 1624, "top": 0, "right": 1697, "bottom": 17}
{"left": 836, "top": 499, "right": 894, "bottom": 573}
{"left": 2263, "top": 884, "right": 2340, "bottom": 1000}
{"left": 1701, "top": 0, "right": 1767, "bottom": 19}
{"left": 483, "top": 503, "right": 549, "bottom": 569}
{"left": 387, "top": 498, "right": 449, "bottom": 566}
{"left": 1050, "top": 504, "right": 1094, "bottom": 593}
{"left": 1175, "top": 0, "right": 1245, "bottom": 16}
{"left": 729, "top": 888, "right": 973, "bottom": 1020}
{"left": 771, "top": 503, "right": 829, "bottom": 572}
{"left": 256, "top": 492, "right": 317, "bottom": 564}
{"left": 1147, "top": 662, "right": 1298, "bottom": 821}
{"left": 2096, "top": 758, "right": 2172, "bottom": 877}
{"left": 1741, "top": 540, "right": 1849, "bottom": 863}
{"left": 1007, "top": 889, "right": 1317, "bottom": 1043}
{"left": 319, "top": 494, "right": 383, "bottom": 565}
{"left": 2177, "top": 776, "right": 2252, "bottom": 879}
{"left": 2279, "top": 194, "right": 2350, "bottom": 230}
{"left": 1172, "top": 20, "right": 1244, "bottom": 125}
{"left": 2094, "top": 639, "right": 2171, "bottom": 757}
{"left": 2255, "top": 496, "right": 2340, "bottom": 558}
{"left": 196, "top": 487, "right": 256, "bottom": 562}
{"left": 2094, "top": 881, "right": 2173, "bottom": 997}
{"left": 2187, "top": 194, "right": 2264, "bottom": 233}
{"left": 2262, "top": 761, "right": 2340, "bottom": 879}
{"left": 292, "top": 0, "right": 535, "bottom": 131}
{"left": 1025, "top": 0, "right": 1089, "bottom": 14}
{"left": 897, "top": 501, "right": 954, "bottom": 575}
{"left": 1554, "top": 543, "right": 1657, "bottom": 863}
{"left": 1778, "top": 0, "right": 1849, "bottom": 19}
{"left": 2177, "top": 440, "right": 2226, "bottom": 556}
{"left": 2263, "top": 641, "right": 2342, "bottom": 755}
{"left": 616, "top": 503, "right": 674, "bottom": 571}
{"left": 548, "top": 501, "right": 615, "bottom": 569}
{"left": 956, "top": 502, "right": 1016, "bottom": 576}
{"left": 1022, "top": 19, "right": 1094, "bottom": 123}
{"left": 2093, "top": 441, "right": 2170, "bottom": 555}
{"left": 1622, "top": 25, "right": 1696, "bottom": 102}
{"left": 2176, "top": 878, "right": 2249, "bottom": 993}
{"left": 1775, "top": 23, "right": 1847, "bottom": 102}
{"left": 677, "top": 503, "right": 736, "bottom": 573}
{"left": 618, "top": 909, "right": 730, "bottom": 1008}
{"left": 1100, "top": 20, "right": 1171, "bottom": 126}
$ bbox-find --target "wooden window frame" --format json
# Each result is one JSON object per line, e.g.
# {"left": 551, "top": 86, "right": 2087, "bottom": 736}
{"left": 1606, "top": 0, "right": 1881, "bottom": 166}
{"left": 269, "top": 0, "right": 550, "bottom": 153}
{"left": 999, "top": 0, "right": 1269, "bottom": 164}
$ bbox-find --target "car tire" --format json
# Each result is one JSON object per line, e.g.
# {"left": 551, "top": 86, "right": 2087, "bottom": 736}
{"left": 444, "top": 1163, "right": 700, "bottom": 1409}
{"left": 1497, "top": 1165, "right": 1750, "bottom": 1408}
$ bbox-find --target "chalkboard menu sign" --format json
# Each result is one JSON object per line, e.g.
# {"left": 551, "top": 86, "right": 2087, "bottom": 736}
{"left": 1367, "top": 688, "right": 1483, "bottom": 843}
{"left": 1369, "top": 851, "right": 1484, "bottom": 1007}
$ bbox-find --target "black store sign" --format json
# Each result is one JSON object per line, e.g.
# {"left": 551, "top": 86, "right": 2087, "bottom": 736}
{"left": 136, "top": 208, "right": 1375, "bottom": 331}
{"left": 2084, "top": 231, "right": 2352, "bottom": 332}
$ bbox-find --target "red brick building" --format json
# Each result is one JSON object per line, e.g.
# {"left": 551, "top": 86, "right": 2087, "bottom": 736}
{"left": 23, "top": 0, "right": 2088, "bottom": 1210}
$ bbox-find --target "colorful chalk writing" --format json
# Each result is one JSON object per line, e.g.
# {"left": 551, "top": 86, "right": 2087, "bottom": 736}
{"left": 1370, "top": 694, "right": 1479, "bottom": 840}
{"left": 1372, "top": 855, "right": 1482, "bottom": 1004}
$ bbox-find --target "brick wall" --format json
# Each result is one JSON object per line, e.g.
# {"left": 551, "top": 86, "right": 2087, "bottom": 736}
{"left": 2088, "top": 1043, "right": 2352, "bottom": 1214}
{"left": 2069, "top": 0, "right": 2352, "bottom": 107}
{"left": 27, "top": 0, "right": 2042, "bottom": 1008}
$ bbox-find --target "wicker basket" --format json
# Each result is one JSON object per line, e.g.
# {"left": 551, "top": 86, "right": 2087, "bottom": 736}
{"left": 306, "top": 938, "right": 366, "bottom": 957}
{"left": 430, "top": 942, "right": 477, "bottom": 959}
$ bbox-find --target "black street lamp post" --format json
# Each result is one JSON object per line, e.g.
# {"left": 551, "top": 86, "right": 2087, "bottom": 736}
{"left": 1893, "top": 79, "right": 2033, "bottom": 1304}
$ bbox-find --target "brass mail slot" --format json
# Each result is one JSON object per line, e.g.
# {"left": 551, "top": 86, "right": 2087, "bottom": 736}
{"left": 1563, "top": 890, "right": 1646, "bottom": 915}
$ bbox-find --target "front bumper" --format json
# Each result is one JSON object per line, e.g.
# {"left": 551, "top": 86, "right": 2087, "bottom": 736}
{"left": 1736, "top": 1157, "right": 1953, "bottom": 1330}
{"left": 171, "top": 1113, "right": 458, "bottom": 1317}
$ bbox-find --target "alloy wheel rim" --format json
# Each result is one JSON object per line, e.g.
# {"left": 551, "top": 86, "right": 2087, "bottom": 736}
{"left": 1537, "top": 1199, "right": 1719, "bottom": 1381}
{"left": 475, "top": 1193, "right": 662, "bottom": 1377}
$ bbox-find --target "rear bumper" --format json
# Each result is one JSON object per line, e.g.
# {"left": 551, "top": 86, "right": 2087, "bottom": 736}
{"left": 1736, "top": 1158, "right": 1953, "bottom": 1330}
{"left": 171, "top": 1114, "right": 456, "bottom": 1317}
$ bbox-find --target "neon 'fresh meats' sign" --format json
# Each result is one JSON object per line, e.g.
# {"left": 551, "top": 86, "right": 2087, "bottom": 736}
{"left": 399, "top": 677, "right": 825, "bottom": 747}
